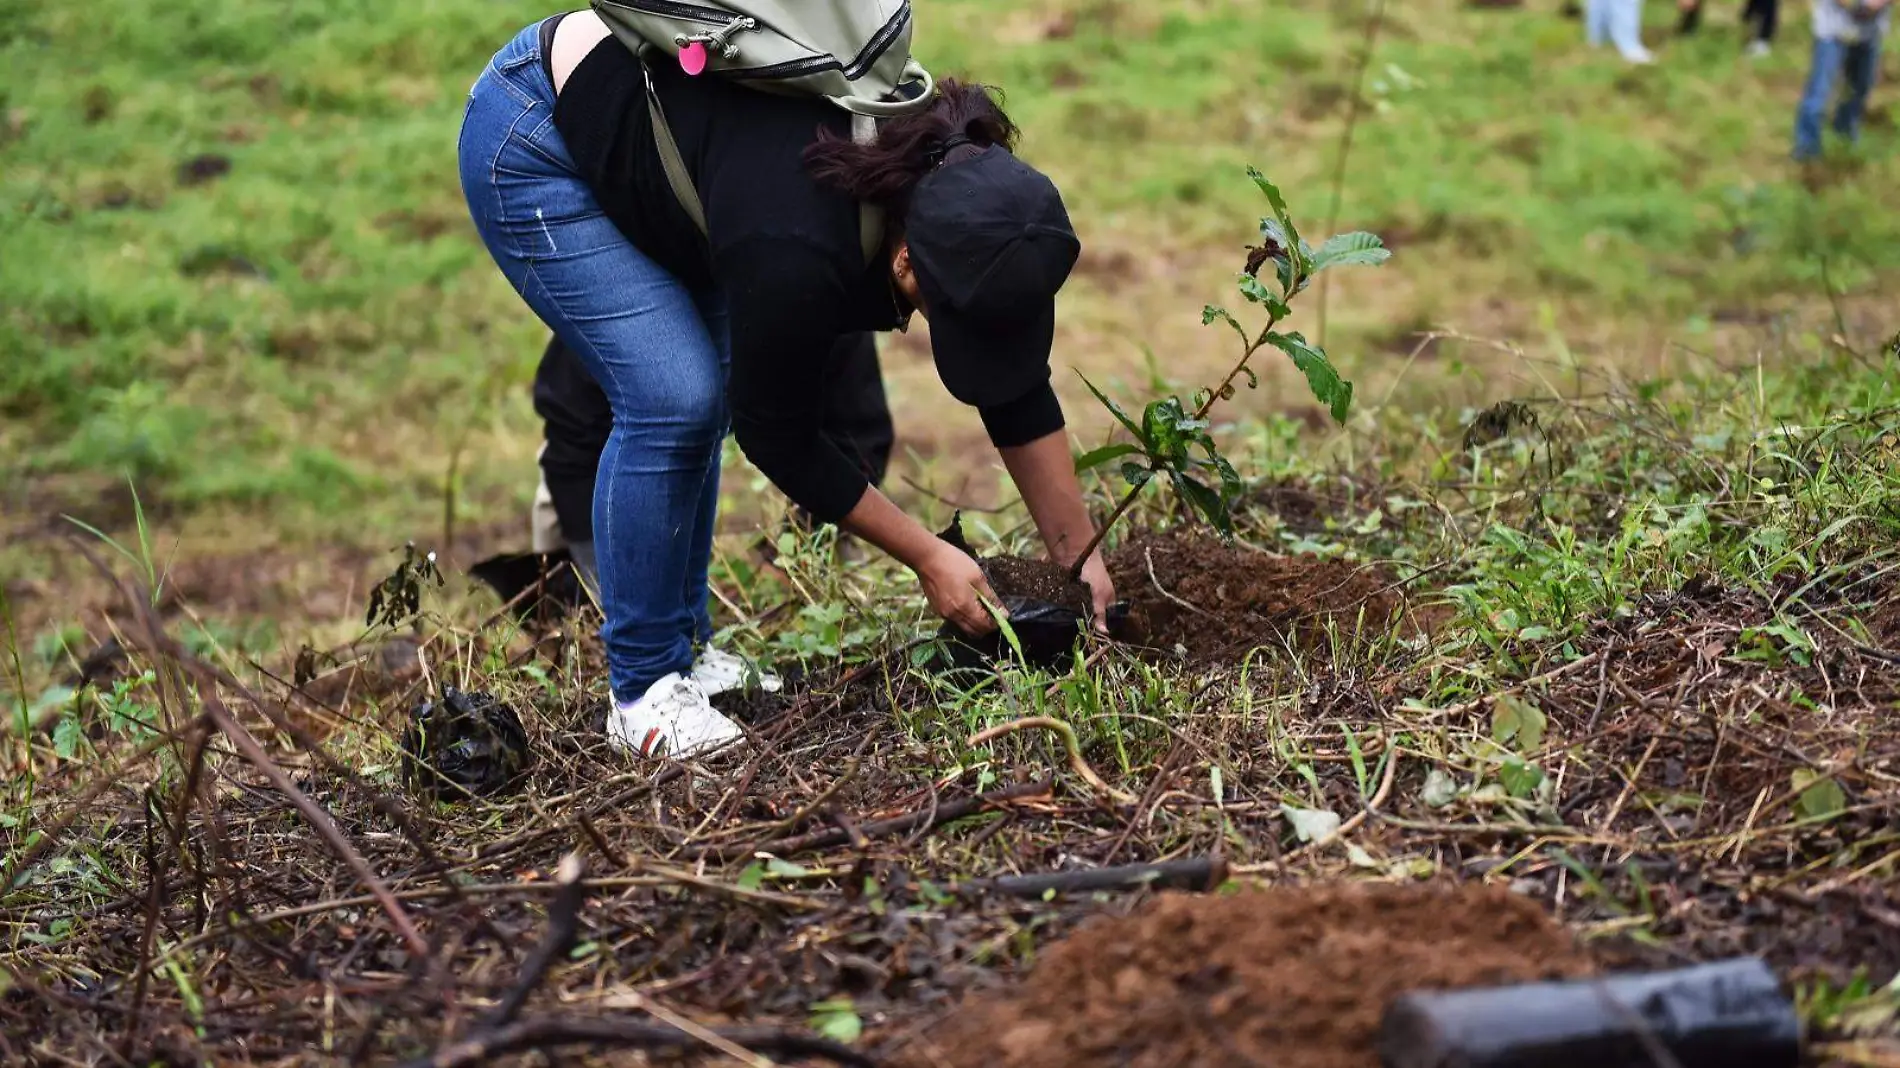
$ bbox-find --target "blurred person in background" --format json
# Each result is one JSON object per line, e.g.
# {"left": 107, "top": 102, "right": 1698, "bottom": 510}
{"left": 1677, "top": 0, "right": 1781, "bottom": 55}
{"left": 1793, "top": 0, "right": 1892, "bottom": 159}
{"left": 1589, "top": 0, "right": 1657, "bottom": 62}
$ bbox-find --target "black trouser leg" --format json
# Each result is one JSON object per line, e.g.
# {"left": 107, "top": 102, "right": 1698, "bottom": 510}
{"left": 1678, "top": 0, "right": 1704, "bottom": 35}
{"left": 535, "top": 330, "right": 893, "bottom": 544}
{"left": 1744, "top": 0, "right": 1777, "bottom": 42}
{"left": 532, "top": 334, "right": 613, "bottom": 546}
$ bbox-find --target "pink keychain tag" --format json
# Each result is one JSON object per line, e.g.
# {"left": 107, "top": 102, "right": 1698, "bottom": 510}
{"left": 679, "top": 41, "right": 708, "bottom": 75}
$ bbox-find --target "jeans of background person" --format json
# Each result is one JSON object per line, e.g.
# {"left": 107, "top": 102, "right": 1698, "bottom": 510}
{"left": 1588, "top": 0, "right": 1650, "bottom": 57}
{"left": 1794, "top": 34, "right": 1883, "bottom": 159}
{"left": 460, "top": 19, "right": 730, "bottom": 704}
{"left": 535, "top": 329, "right": 894, "bottom": 545}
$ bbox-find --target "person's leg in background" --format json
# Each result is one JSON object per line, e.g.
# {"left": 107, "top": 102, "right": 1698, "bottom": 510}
{"left": 459, "top": 23, "right": 728, "bottom": 720}
{"left": 1747, "top": 0, "right": 1780, "bottom": 46}
{"left": 1587, "top": 0, "right": 1614, "bottom": 45}
{"left": 1833, "top": 34, "right": 1882, "bottom": 145}
{"left": 533, "top": 333, "right": 610, "bottom": 593}
{"left": 1611, "top": 0, "right": 1655, "bottom": 60}
{"left": 1794, "top": 35, "right": 1846, "bottom": 159}
{"left": 1678, "top": 0, "right": 1704, "bottom": 35}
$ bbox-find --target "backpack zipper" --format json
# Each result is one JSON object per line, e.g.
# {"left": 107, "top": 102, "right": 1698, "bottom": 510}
{"left": 724, "top": 2, "right": 911, "bottom": 81}
{"left": 611, "top": 0, "right": 732, "bottom": 24}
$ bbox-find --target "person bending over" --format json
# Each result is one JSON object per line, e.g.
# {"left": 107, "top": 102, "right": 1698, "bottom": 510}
{"left": 459, "top": 10, "right": 1114, "bottom": 757}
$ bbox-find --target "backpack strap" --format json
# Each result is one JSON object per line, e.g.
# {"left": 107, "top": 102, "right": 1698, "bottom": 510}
{"left": 644, "top": 60, "right": 884, "bottom": 266}
{"left": 643, "top": 61, "right": 710, "bottom": 238}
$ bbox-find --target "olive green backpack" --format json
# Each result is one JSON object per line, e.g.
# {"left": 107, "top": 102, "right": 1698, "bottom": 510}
{"left": 589, "top": 0, "right": 938, "bottom": 261}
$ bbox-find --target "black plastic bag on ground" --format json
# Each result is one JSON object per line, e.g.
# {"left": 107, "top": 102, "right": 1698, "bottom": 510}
{"left": 1379, "top": 957, "right": 1800, "bottom": 1068}
{"left": 400, "top": 687, "right": 532, "bottom": 800}
{"left": 929, "top": 514, "right": 1130, "bottom": 673}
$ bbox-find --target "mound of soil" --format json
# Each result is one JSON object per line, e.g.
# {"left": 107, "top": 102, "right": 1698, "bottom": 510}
{"left": 1107, "top": 530, "right": 1427, "bottom": 663}
{"left": 893, "top": 882, "right": 1594, "bottom": 1068}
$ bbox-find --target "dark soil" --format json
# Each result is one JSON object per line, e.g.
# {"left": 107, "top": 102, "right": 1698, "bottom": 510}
{"left": 893, "top": 882, "right": 1594, "bottom": 1068}
{"left": 1107, "top": 530, "right": 1430, "bottom": 663}
{"left": 982, "top": 554, "right": 1092, "bottom": 615}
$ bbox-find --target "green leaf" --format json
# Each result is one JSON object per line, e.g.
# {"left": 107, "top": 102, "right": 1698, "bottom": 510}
{"left": 809, "top": 998, "right": 863, "bottom": 1044}
{"left": 1074, "top": 442, "right": 1142, "bottom": 473}
{"left": 1311, "top": 230, "right": 1392, "bottom": 271}
{"left": 52, "top": 714, "right": 84, "bottom": 761}
{"left": 1077, "top": 372, "right": 1146, "bottom": 444}
{"left": 735, "top": 862, "right": 766, "bottom": 892}
{"left": 1171, "top": 471, "right": 1233, "bottom": 536}
{"left": 1491, "top": 695, "right": 1547, "bottom": 753}
{"left": 1248, "top": 168, "right": 1292, "bottom": 225}
{"left": 1202, "top": 305, "right": 1250, "bottom": 348}
{"left": 1265, "top": 331, "right": 1355, "bottom": 424}
{"left": 1499, "top": 757, "right": 1544, "bottom": 799}
{"left": 1237, "top": 272, "right": 1291, "bottom": 318}
{"left": 1120, "top": 461, "right": 1154, "bottom": 487}
{"left": 765, "top": 857, "right": 811, "bottom": 878}
{"left": 1792, "top": 769, "right": 1846, "bottom": 823}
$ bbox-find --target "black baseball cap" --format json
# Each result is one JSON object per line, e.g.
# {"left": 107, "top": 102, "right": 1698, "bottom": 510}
{"left": 906, "top": 146, "right": 1081, "bottom": 408}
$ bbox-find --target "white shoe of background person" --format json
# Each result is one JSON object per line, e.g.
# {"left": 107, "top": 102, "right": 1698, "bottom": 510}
{"left": 1623, "top": 46, "right": 1657, "bottom": 63}
{"left": 691, "top": 647, "right": 783, "bottom": 695}
{"left": 1746, "top": 39, "right": 1771, "bottom": 58}
{"left": 606, "top": 673, "right": 745, "bottom": 758}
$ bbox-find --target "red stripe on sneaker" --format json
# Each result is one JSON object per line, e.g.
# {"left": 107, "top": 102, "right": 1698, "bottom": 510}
{"left": 641, "top": 727, "right": 664, "bottom": 757}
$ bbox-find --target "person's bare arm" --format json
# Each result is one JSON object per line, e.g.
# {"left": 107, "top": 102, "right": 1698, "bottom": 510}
{"left": 999, "top": 429, "right": 1116, "bottom": 621}
{"left": 839, "top": 488, "right": 1000, "bottom": 635}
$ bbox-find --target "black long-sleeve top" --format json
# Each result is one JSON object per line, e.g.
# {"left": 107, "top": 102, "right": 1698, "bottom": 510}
{"left": 550, "top": 38, "right": 1064, "bottom": 523}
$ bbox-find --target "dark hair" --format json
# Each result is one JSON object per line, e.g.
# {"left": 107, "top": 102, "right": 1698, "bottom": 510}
{"left": 803, "top": 79, "right": 1020, "bottom": 227}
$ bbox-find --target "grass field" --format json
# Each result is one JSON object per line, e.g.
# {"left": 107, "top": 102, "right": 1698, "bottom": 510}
{"left": 3, "top": 0, "right": 1896, "bottom": 577}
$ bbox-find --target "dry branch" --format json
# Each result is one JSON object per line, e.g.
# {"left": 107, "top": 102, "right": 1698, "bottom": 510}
{"left": 967, "top": 717, "right": 1138, "bottom": 806}
{"left": 959, "top": 856, "right": 1228, "bottom": 899}
{"left": 691, "top": 779, "right": 1053, "bottom": 861}
{"left": 198, "top": 687, "right": 430, "bottom": 960}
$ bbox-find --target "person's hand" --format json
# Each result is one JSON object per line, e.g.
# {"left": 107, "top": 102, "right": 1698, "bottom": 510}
{"left": 1077, "top": 552, "right": 1116, "bottom": 633}
{"left": 918, "top": 542, "right": 1002, "bottom": 636}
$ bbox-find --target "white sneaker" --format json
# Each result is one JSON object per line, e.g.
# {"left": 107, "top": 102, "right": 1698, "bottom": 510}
{"left": 1622, "top": 47, "right": 1656, "bottom": 64}
{"left": 1746, "top": 40, "right": 1771, "bottom": 59}
{"left": 690, "top": 647, "right": 782, "bottom": 695}
{"left": 606, "top": 673, "right": 745, "bottom": 758}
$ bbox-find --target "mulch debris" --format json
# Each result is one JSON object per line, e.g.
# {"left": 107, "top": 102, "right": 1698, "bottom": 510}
{"left": 1107, "top": 529, "right": 1433, "bottom": 663}
{"left": 5, "top": 509, "right": 1897, "bottom": 1066}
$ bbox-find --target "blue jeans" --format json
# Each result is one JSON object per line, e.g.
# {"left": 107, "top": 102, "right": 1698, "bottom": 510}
{"left": 459, "top": 21, "right": 729, "bottom": 703}
{"left": 1794, "top": 35, "right": 1883, "bottom": 160}
{"left": 1587, "top": 0, "right": 1647, "bottom": 57}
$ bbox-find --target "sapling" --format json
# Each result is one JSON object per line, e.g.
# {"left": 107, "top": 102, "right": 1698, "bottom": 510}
{"left": 1068, "top": 169, "right": 1390, "bottom": 582}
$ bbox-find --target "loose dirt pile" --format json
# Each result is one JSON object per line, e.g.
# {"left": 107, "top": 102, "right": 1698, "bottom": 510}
{"left": 893, "top": 882, "right": 1594, "bottom": 1068}
{"left": 1107, "top": 530, "right": 1430, "bottom": 663}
